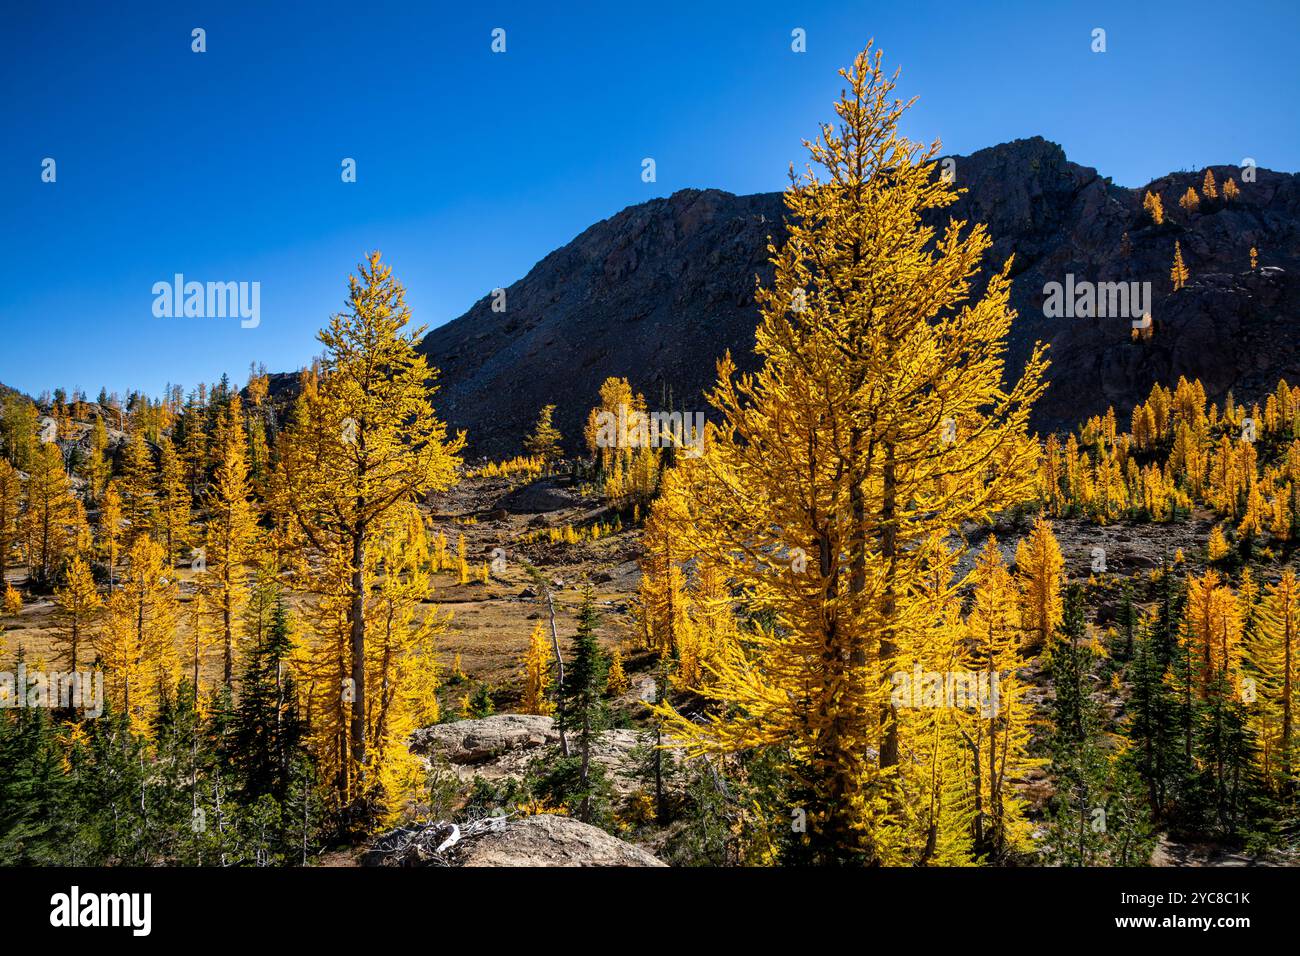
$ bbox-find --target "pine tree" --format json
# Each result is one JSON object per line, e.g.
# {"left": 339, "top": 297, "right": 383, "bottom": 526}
{"left": 523, "top": 404, "right": 564, "bottom": 469}
{"left": 1179, "top": 186, "right": 1200, "bottom": 213}
{"left": 650, "top": 44, "right": 1047, "bottom": 864}
{"left": 557, "top": 587, "right": 607, "bottom": 823}
{"left": 1223, "top": 177, "right": 1240, "bottom": 201}
{"left": 277, "top": 252, "right": 464, "bottom": 817}
{"left": 227, "top": 595, "right": 303, "bottom": 810}
{"left": 1171, "top": 240, "right": 1189, "bottom": 291}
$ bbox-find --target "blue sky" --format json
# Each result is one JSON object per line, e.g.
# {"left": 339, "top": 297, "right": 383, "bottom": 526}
{"left": 1, "top": 0, "right": 1296, "bottom": 400}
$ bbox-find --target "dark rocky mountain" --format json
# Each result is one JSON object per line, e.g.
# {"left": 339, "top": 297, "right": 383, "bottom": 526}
{"left": 418, "top": 136, "right": 1299, "bottom": 458}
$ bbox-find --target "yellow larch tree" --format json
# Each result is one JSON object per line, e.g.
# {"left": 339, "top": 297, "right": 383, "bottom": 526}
{"left": 1181, "top": 569, "right": 1242, "bottom": 696}
{"left": 520, "top": 621, "right": 555, "bottom": 715}
{"left": 98, "top": 535, "right": 180, "bottom": 735}
{"left": 1251, "top": 570, "right": 1300, "bottom": 785}
{"left": 155, "top": 435, "right": 192, "bottom": 565}
{"left": 650, "top": 44, "right": 1047, "bottom": 864}
{"left": 1142, "top": 191, "right": 1164, "bottom": 225}
{"left": 203, "top": 394, "right": 260, "bottom": 690}
{"left": 1223, "top": 177, "right": 1240, "bottom": 201}
{"left": 22, "top": 441, "right": 78, "bottom": 587}
{"left": 0, "top": 458, "right": 20, "bottom": 585}
{"left": 523, "top": 404, "right": 564, "bottom": 470}
{"left": 277, "top": 251, "right": 464, "bottom": 817}
{"left": 1015, "top": 516, "right": 1064, "bottom": 652}
{"left": 964, "top": 536, "right": 1036, "bottom": 860}
{"left": 55, "top": 554, "right": 101, "bottom": 672}
{"left": 1201, "top": 169, "right": 1218, "bottom": 199}
{"left": 606, "top": 645, "right": 629, "bottom": 696}
{"left": 1171, "top": 241, "right": 1189, "bottom": 291}
{"left": 82, "top": 417, "right": 111, "bottom": 503}
{"left": 1179, "top": 186, "right": 1200, "bottom": 213}
{"left": 368, "top": 504, "right": 448, "bottom": 825}
{"left": 97, "top": 482, "right": 124, "bottom": 592}
{"left": 118, "top": 430, "right": 156, "bottom": 542}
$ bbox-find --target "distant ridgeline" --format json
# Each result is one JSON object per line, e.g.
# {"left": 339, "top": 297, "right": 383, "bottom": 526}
{"left": 411, "top": 137, "right": 1299, "bottom": 458}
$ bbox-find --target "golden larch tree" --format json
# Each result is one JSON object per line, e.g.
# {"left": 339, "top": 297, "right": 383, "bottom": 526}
{"left": 1015, "top": 516, "right": 1064, "bottom": 652}
{"left": 1201, "top": 169, "right": 1218, "bottom": 199}
{"left": 98, "top": 535, "right": 180, "bottom": 734}
{"left": 277, "top": 251, "right": 464, "bottom": 816}
{"left": 55, "top": 554, "right": 101, "bottom": 671}
{"left": 1171, "top": 241, "right": 1189, "bottom": 291}
{"left": 650, "top": 44, "right": 1047, "bottom": 863}
{"left": 0, "top": 458, "right": 20, "bottom": 585}
{"left": 521, "top": 621, "right": 555, "bottom": 715}
{"left": 203, "top": 394, "right": 259, "bottom": 689}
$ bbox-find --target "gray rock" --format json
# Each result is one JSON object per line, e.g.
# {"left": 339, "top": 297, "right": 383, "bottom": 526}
{"left": 457, "top": 814, "right": 666, "bottom": 867}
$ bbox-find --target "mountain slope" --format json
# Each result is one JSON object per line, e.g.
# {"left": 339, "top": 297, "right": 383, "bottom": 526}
{"left": 418, "top": 137, "right": 1300, "bottom": 458}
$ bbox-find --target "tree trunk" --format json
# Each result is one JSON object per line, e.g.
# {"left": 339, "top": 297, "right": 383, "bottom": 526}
{"left": 545, "top": 589, "right": 569, "bottom": 757}
{"left": 349, "top": 528, "right": 367, "bottom": 788}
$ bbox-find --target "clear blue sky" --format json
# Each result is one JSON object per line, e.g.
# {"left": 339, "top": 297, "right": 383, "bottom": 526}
{"left": 2, "top": 0, "right": 1296, "bottom": 400}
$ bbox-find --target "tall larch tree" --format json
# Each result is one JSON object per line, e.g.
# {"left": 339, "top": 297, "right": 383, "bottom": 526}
{"left": 98, "top": 535, "right": 180, "bottom": 735}
{"left": 1015, "top": 516, "right": 1064, "bottom": 652}
{"left": 203, "top": 394, "right": 259, "bottom": 690}
{"left": 651, "top": 44, "right": 1047, "bottom": 864}
{"left": 0, "top": 458, "right": 19, "bottom": 585}
{"left": 55, "top": 555, "right": 101, "bottom": 672}
{"left": 155, "top": 435, "right": 191, "bottom": 565}
{"left": 965, "top": 536, "right": 1037, "bottom": 860}
{"left": 277, "top": 251, "right": 464, "bottom": 818}
{"left": 118, "top": 430, "right": 156, "bottom": 543}
{"left": 1171, "top": 241, "right": 1190, "bottom": 291}
{"left": 1252, "top": 570, "right": 1300, "bottom": 785}
{"left": 97, "top": 482, "right": 124, "bottom": 593}
{"left": 22, "top": 441, "right": 78, "bottom": 588}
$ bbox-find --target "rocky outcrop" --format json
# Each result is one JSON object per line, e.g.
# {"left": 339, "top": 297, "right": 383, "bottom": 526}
{"left": 410, "top": 713, "right": 560, "bottom": 763}
{"left": 366, "top": 813, "right": 666, "bottom": 867}
{"left": 456, "top": 815, "right": 666, "bottom": 867}
{"left": 415, "top": 137, "right": 1299, "bottom": 456}
{"left": 410, "top": 714, "right": 664, "bottom": 798}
